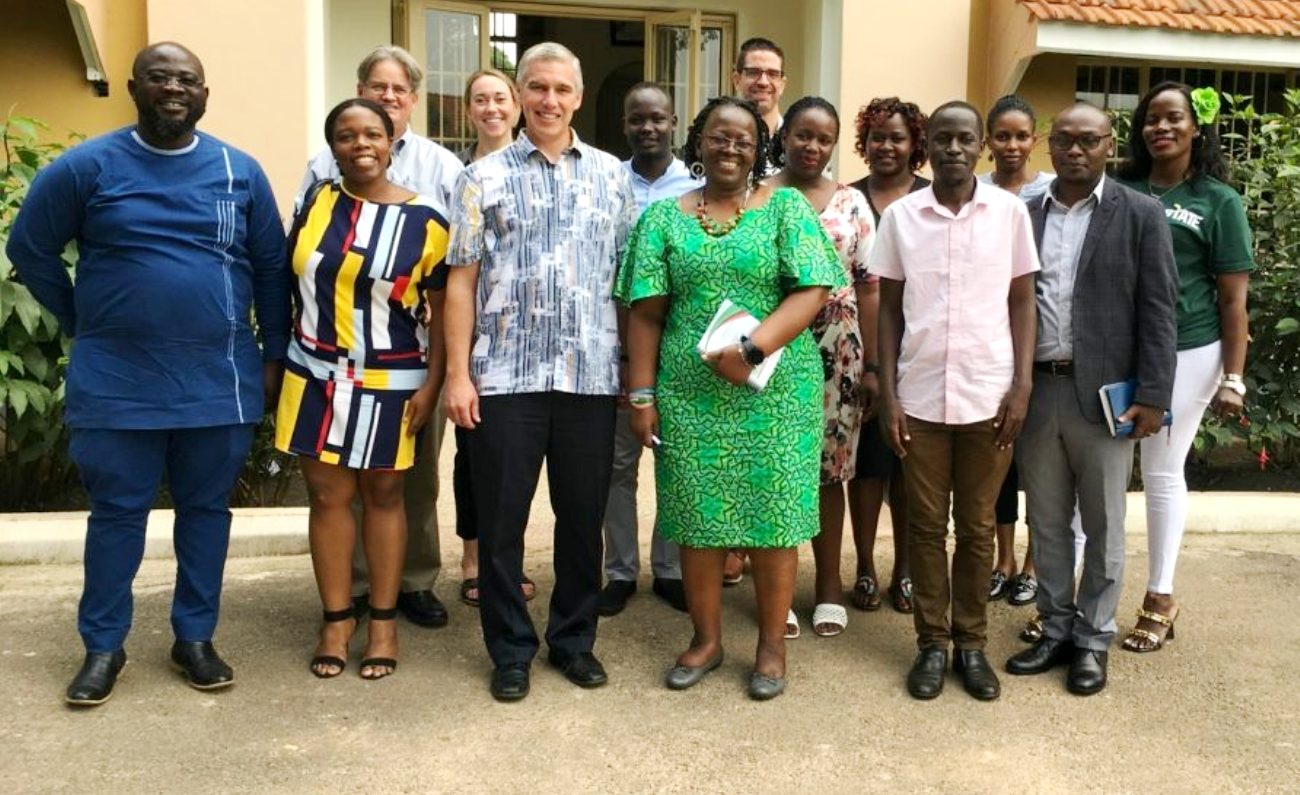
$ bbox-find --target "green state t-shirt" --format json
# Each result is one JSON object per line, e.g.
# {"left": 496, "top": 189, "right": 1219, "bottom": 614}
{"left": 1121, "top": 176, "right": 1254, "bottom": 350}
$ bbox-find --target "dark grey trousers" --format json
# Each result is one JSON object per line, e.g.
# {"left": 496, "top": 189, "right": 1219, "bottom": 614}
{"left": 1017, "top": 373, "right": 1134, "bottom": 651}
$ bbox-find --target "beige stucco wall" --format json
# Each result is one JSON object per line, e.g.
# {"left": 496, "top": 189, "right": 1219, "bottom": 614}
{"left": 145, "top": 0, "right": 325, "bottom": 218}
{"left": 0, "top": 0, "right": 146, "bottom": 141}
{"left": 834, "top": 0, "right": 975, "bottom": 184}
{"left": 1010, "top": 52, "right": 1077, "bottom": 174}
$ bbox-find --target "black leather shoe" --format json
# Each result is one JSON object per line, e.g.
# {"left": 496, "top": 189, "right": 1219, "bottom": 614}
{"left": 652, "top": 577, "right": 688, "bottom": 613}
{"left": 1067, "top": 649, "right": 1108, "bottom": 695}
{"left": 953, "top": 649, "right": 1001, "bottom": 701}
{"left": 596, "top": 580, "right": 637, "bottom": 617}
{"left": 65, "top": 650, "right": 126, "bottom": 706}
{"left": 397, "top": 590, "right": 449, "bottom": 628}
{"left": 490, "top": 663, "right": 531, "bottom": 702}
{"left": 547, "top": 649, "right": 608, "bottom": 688}
{"left": 906, "top": 647, "right": 948, "bottom": 700}
{"left": 170, "top": 641, "right": 234, "bottom": 690}
{"left": 1006, "top": 637, "right": 1076, "bottom": 675}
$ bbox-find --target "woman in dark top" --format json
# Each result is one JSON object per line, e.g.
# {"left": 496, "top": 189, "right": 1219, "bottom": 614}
{"left": 845, "top": 97, "right": 928, "bottom": 615}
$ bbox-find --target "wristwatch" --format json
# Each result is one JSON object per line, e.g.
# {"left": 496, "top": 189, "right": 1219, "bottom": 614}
{"left": 739, "top": 335, "right": 766, "bottom": 366}
{"left": 1219, "top": 373, "right": 1247, "bottom": 397}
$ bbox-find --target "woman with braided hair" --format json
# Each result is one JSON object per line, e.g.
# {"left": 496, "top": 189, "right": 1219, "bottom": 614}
{"left": 615, "top": 96, "right": 843, "bottom": 699}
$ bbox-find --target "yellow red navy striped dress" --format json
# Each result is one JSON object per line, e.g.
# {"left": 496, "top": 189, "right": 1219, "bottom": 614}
{"left": 274, "top": 182, "right": 448, "bottom": 470}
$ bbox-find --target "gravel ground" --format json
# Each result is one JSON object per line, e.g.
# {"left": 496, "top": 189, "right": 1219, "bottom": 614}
{"left": 1, "top": 459, "right": 1298, "bottom": 793}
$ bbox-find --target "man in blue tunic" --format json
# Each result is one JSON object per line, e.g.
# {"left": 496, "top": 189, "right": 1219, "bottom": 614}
{"left": 6, "top": 42, "right": 290, "bottom": 706}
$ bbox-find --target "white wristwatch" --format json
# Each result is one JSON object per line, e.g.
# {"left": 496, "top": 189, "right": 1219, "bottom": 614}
{"left": 1219, "top": 373, "right": 1247, "bottom": 397}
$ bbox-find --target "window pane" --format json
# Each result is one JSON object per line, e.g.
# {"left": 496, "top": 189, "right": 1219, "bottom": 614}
{"left": 653, "top": 25, "right": 691, "bottom": 149}
{"left": 698, "top": 27, "right": 723, "bottom": 119}
{"left": 425, "top": 9, "right": 482, "bottom": 149}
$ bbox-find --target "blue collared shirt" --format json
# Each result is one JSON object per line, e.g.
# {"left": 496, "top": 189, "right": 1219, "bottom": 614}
{"left": 621, "top": 157, "right": 700, "bottom": 215}
{"left": 446, "top": 130, "right": 637, "bottom": 396}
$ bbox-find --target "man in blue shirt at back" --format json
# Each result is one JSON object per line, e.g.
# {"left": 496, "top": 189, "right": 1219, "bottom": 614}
{"left": 7, "top": 42, "right": 290, "bottom": 707}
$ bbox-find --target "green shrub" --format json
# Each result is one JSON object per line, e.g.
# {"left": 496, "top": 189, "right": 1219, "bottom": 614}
{"left": 0, "top": 116, "right": 80, "bottom": 511}
{"left": 1209, "top": 90, "right": 1300, "bottom": 468}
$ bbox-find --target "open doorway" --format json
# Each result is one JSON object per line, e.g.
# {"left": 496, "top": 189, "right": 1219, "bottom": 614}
{"left": 413, "top": 3, "right": 733, "bottom": 157}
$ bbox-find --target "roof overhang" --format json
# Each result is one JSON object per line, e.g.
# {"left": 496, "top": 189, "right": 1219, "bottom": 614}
{"left": 986, "top": 1, "right": 1300, "bottom": 103}
{"left": 65, "top": 0, "right": 109, "bottom": 96}
{"left": 1037, "top": 20, "right": 1300, "bottom": 70}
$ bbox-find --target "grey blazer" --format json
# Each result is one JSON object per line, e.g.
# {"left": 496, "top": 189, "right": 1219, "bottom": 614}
{"left": 1029, "top": 179, "right": 1179, "bottom": 424}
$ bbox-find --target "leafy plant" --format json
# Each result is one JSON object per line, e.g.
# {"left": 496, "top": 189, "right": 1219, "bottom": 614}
{"left": 1204, "top": 90, "right": 1300, "bottom": 468}
{"left": 0, "top": 115, "right": 81, "bottom": 510}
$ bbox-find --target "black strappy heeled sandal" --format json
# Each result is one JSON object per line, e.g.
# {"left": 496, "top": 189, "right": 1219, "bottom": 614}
{"left": 359, "top": 606, "right": 398, "bottom": 681}
{"left": 310, "top": 606, "right": 355, "bottom": 679}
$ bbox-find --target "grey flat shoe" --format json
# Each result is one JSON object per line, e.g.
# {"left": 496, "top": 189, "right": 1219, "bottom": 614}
{"left": 747, "top": 671, "right": 786, "bottom": 701}
{"left": 665, "top": 652, "right": 724, "bottom": 690}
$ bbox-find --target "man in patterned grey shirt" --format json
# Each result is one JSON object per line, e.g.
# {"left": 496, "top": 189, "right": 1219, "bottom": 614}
{"left": 444, "top": 42, "right": 636, "bottom": 702}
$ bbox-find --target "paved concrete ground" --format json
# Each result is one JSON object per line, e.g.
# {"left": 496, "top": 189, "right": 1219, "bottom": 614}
{"left": 3, "top": 449, "right": 1299, "bottom": 793}
{"left": 2, "top": 529, "right": 1298, "bottom": 793}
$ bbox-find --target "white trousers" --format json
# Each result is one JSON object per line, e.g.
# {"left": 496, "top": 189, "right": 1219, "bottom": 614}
{"left": 1140, "top": 340, "right": 1223, "bottom": 594}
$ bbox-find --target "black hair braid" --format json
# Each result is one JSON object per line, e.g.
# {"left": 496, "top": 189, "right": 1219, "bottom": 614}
{"left": 986, "top": 94, "right": 1036, "bottom": 134}
{"left": 683, "top": 96, "right": 770, "bottom": 186}
{"left": 770, "top": 95, "right": 840, "bottom": 169}
{"left": 1119, "top": 80, "right": 1227, "bottom": 186}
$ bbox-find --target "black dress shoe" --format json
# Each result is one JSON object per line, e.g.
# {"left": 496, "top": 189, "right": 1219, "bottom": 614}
{"left": 596, "top": 580, "right": 637, "bottom": 617}
{"left": 906, "top": 647, "right": 948, "bottom": 700}
{"left": 953, "top": 649, "right": 1001, "bottom": 701}
{"left": 652, "top": 577, "right": 688, "bottom": 613}
{"left": 1006, "top": 637, "right": 1075, "bottom": 675}
{"left": 1067, "top": 649, "right": 1108, "bottom": 695}
{"left": 547, "top": 649, "right": 608, "bottom": 688}
{"left": 170, "top": 641, "right": 234, "bottom": 690}
{"left": 66, "top": 650, "right": 126, "bottom": 706}
{"left": 397, "top": 590, "right": 449, "bottom": 628}
{"left": 490, "top": 663, "right": 531, "bottom": 702}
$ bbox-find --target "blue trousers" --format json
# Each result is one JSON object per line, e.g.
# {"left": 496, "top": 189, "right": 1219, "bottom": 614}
{"left": 68, "top": 424, "right": 256, "bottom": 653}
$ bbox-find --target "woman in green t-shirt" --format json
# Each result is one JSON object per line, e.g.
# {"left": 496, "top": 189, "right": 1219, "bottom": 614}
{"left": 1118, "top": 81, "right": 1252, "bottom": 654}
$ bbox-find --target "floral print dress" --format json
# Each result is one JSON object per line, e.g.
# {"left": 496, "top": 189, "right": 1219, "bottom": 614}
{"left": 810, "top": 185, "right": 875, "bottom": 485}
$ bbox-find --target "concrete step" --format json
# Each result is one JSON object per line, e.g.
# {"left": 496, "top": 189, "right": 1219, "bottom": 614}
{"left": 1, "top": 492, "right": 1295, "bottom": 565}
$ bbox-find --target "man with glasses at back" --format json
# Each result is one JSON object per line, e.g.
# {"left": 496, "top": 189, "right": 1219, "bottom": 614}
{"left": 298, "top": 45, "right": 464, "bottom": 630}
{"left": 731, "top": 37, "right": 787, "bottom": 139}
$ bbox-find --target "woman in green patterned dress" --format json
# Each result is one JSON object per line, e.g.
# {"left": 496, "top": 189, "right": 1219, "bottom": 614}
{"left": 615, "top": 97, "right": 844, "bottom": 700}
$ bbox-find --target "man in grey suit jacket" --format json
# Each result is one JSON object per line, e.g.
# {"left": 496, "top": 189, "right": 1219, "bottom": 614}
{"left": 1005, "top": 103, "right": 1178, "bottom": 695}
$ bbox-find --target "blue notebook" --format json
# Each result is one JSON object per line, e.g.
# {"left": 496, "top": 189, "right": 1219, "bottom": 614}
{"left": 1099, "top": 379, "right": 1172, "bottom": 438}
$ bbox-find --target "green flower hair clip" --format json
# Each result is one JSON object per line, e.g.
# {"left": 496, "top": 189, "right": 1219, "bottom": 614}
{"left": 1190, "top": 87, "right": 1220, "bottom": 126}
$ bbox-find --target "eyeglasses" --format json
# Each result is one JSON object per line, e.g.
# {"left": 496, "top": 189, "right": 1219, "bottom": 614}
{"left": 364, "top": 81, "right": 412, "bottom": 98}
{"left": 704, "top": 134, "right": 756, "bottom": 154}
{"left": 738, "top": 67, "right": 784, "bottom": 82}
{"left": 143, "top": 70, "right": 204, "bottom": 90}
{"left": 1047, "top": 133, "right": 1112, "bottom": 152}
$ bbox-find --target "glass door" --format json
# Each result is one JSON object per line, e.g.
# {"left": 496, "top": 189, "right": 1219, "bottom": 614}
{"left": 407, "top": 1, "right": 489, "bottom": 147}
{"left": 646, "top": 12, "right": 725, "bottom": 151}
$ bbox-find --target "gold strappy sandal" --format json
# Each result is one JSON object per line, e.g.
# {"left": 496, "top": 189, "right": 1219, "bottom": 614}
{"left": 1121, "top": 607, "right": 1179, "bottom": 653}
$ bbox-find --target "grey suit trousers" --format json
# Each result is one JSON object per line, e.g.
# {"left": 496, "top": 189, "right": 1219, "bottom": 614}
{"left": 603, "top": 407, "right": 680, "bottom": 581}
{"left": 1017, "top": 373, "right": 1133, "bottom": 650}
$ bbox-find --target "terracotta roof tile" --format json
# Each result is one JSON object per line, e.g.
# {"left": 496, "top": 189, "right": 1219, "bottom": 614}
{"left": 1018, "top": 0, "right": 1300, "bottom": 36}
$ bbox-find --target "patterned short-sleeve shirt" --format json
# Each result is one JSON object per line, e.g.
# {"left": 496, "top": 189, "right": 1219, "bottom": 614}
{"left": 447, "top": 131, "right": 636, "bottom": 396}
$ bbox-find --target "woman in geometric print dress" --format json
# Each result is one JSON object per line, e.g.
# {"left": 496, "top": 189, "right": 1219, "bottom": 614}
{"left": 275, "top": 98, "right": 447, "bottom": 681}
{"left": 768, "top": 96, "right": 875, "bottom": 638}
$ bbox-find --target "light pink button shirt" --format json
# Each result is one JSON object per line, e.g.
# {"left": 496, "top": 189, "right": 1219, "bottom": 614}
{"left": 868, "top": 181, "right": 1040, "bottom": 425}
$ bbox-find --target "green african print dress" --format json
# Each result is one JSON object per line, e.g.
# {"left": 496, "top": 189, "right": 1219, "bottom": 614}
{"left": 615, "top": 187, "right": 845, "bottom": 548}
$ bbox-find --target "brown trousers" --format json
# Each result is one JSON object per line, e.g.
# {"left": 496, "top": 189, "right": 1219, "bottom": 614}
{"left": 900, "top": 416, "right": 1013, "bottom": 650}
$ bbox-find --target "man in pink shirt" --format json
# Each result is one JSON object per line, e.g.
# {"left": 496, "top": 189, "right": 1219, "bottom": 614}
{"left": 870, "top": 101, "right": 1039, "bottom": 702}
